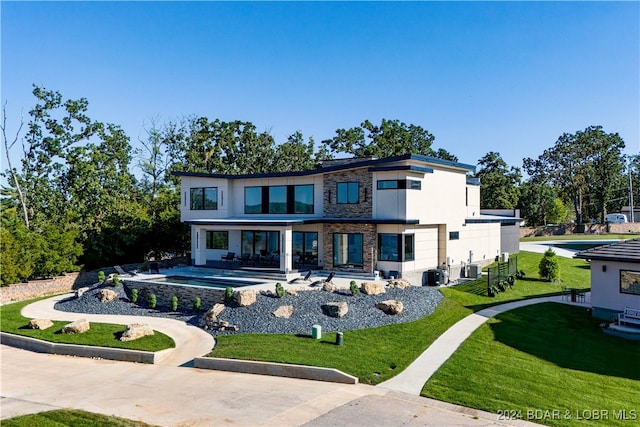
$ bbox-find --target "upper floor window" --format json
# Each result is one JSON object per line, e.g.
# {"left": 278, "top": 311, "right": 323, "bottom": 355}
{"left": 245, "top": 184, "right": 314, "bottom": 214}
{"left": 337, "top": 182, "right": 359, "bottom": 204}
{"left": 377, "top": 179, "right": 421, "bottom": 190}
{"left": 190, "top": 187, "right": 217, "bottom": 210}
{"left": 449, "top": 231, "right": 460, "bottom": 240}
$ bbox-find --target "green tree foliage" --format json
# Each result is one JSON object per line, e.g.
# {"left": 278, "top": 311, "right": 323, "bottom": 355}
{"left": 524, "top": 126, "right": 626, "bottom": 224}
{"left": 538, "top": 249, "right": 560, "bottom": 282}
{"left": 321, "top": 118, "right": 456, "bottom": 160}
{"left": 476, "top": 152, "right": 521, "bottom": 209}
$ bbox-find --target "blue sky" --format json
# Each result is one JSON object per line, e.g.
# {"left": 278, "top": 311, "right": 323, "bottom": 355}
{"left": 2, "top": 1, "right": 639, "bottom": 176}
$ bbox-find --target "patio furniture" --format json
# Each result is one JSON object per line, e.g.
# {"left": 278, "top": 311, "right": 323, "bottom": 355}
{"left": 288, "top": 270, "right": 313, "bottom": 284}
{"left": 618, "top": 307, "right": 640, "bottom": 327}
{"left": 222, "top": 252, "right": 236, "bottom": 263}
{"left": 311, "top": 272, "right": 335, "bottom": 287}
{"left": 238, "top": 253, "right": 250, "bottom": 264}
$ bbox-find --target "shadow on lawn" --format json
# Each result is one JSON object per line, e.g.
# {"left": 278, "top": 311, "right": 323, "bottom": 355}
{"left": 488, "top": 303, "right": 640, "bottom": 381}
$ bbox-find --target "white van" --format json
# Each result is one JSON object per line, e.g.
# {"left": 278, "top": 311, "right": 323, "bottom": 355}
{"left": 605, "top": 213, "right": 628, "bottom": 223}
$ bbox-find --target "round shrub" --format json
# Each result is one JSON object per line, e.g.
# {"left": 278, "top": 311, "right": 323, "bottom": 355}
{"left": 97, "top": 271, "right": 105, "bottom": 284}
{"left": 224, "top": 286, "right": 233, "bottom": 303}
{"left": 539, "top": 249, "right": 560, "bottom": 282}
{"left": 171, "top": 295, "right": 178, "bottom": 312}
{"left": 112, "top": 274, "right": 120, "bottom": 287}
{"left": 148, "top": 293, "right": 157, "bottom": 309}
{"left": 130, "top": 288, "right": 139, "bottom": 303}
{"left": 275, "top": 282, "right": 285, "bottom": 298}
{"left": 350, "top": 280, "right": 359, "bottom": 295}
{"left": 193, "top": 297, "right": 202, "bottom": 312}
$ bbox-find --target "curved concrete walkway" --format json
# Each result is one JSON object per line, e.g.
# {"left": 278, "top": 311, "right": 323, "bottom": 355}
{"left": 20, "top": 293, "right": 215, "bottom": 366}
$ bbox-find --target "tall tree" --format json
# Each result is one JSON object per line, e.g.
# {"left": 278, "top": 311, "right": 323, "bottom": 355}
{"left": 476, "top": 152, "right": 521, "bottom": 209}
{"left": 518, "top": 181, "right": 559, "bottom": 226}
{"left": 524, "top": 126, "right": 626, "bottom": 224}
{"left": 321, "top": 118, "right": 456, "bottom": 160}
{"left": 1, "top": 104, "right": 28, "bottom": 228}
{"left": 271, "top": 131, "right": 332, "bottom": 172}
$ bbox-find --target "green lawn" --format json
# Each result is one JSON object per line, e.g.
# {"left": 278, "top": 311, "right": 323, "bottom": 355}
{"left": 212, "top": 251, "right": 591, "bottom": 384}
{"left": 2, "top": 409, "right": 157, "bottom": 427}
{"left": 521, "top": 233, "right": 640, "bottom": 242}
{"left": 422, "top": 303, "right": 640, "bottom": 427}
{"left": 1, "top": 297, "right": 175, "bottom": 352}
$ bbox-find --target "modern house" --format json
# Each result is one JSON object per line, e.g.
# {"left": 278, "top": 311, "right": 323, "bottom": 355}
{"left": 574, "top": 239, "right": 640, "bottom": 320}
{"left": 174, "top": 154, "right": 520, "bottom": 284}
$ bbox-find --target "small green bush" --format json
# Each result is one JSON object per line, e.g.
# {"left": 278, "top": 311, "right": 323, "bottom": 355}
{"left": 275, "top": 282, "right": 285, "bottom": 298}
{"left": 193, "top": 297, "right": 202, "bottom": 312}
{"left": 224, "top": 286, "right": 233, "bottom": 303}
{"left": 130, "top": 288, "right": 138, "bottom": 303}
{"left": 97, "top": 271, "right": 105, "bottom": 284}
{"left": 171, "top": 295, "right": 178, "bottom": 311}
{"left": 350, "top": 280, "right": 359, "bottom": 295}
{"left": 112, "top": 274, "right": 120, "bottom": 287}
{"left": 148, "top": 293, "right": 157, "bottom": 309}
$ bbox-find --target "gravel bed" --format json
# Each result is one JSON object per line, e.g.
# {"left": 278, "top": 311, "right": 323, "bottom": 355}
{"left": 55, "top": 285, "right": 443, "bottom": 336}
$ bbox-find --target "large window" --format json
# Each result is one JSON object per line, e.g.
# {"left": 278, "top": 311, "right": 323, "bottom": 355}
{"left": 245, "top": 184, "right": 314, "bottom": 214}
{"left": 333, "top": 233, "right": 363, "bottom": 268}
{"left": 293, "top": 232, "right": 318, "bottom": 265}
{"left": 377, "top": 179, "right": 421, "bottom": 190}
{"left": 190, "top": 187, "right": 217, "bottom": 210}
{"left": 241, "top": 231, "right": 280, "bottom": 255}
{"left": 294, "top": 184, "right": 314, "bottom": 214}
{"left": 269, "top": 186, "right": 287, "bottom": 214}
{"left": 206, "top": 231, "right": 228, "bottom": 250}
{"left": 337, "top": 182, "right": 359, "bottom": 204}
{"left": 620, "top": 270, "right": 640, "bottom": 296}
{"left": 378, "top": 234, "right": 414, "bottom": 262}
{"left": 244, "top": 187, "right": 262, "bottom": 214}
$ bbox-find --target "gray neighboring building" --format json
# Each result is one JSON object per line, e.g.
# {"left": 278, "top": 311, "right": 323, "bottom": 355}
{"left": 479, "top": 209, "right": 523, "bottom": 256}
{"left": 575, "top": 239, "right": 640, "bottom": 320}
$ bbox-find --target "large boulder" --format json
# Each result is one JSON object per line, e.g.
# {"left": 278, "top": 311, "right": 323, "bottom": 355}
{"left": 322, "top": 302, "right": 348, "bottom": 318}
{"left": 322, "top": 282, "right": 336, "bottom": 292}
{"left": 360, "top": 281, "right": 386, "bottom": 295}
{"left": 62, "top": 319, "right": 90, "bottom": 334}
{"left": 376, "top": 300, "right": 404, "bottom": 315}
{"left": 286, "top": 288, "right": 298, "bottom": 297}
{"left": 29, "top": 319, "right": 53, "bottom": 330}
{"left": 272, "top": 305, "right": 294, "bottom": 319}
{"left": 388, "top": 278, "right": 412, "bottom": 289}
{"left": 205, "top": 303, "right": 226, "bottom": 320}
{"left": 99, "top": 289, "right": 118, "bottom": 303}
{"left": 120, "top": 323, "right": 154, "bottom": 341}
{"left": 234, "top": 290, "right": 256, "bottom": 307}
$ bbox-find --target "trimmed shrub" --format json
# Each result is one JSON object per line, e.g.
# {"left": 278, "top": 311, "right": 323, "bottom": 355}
{"left": 148, "top": 293, "right": 157, "bottom": 309}
{"left": 130, "top": 288, "right": 139, "bottom": 303}
{"left": 275, "top": 282, "right": 285, "bottom": 298}
{"left": 171, "top": 295, "right": 178, "bottom": 311}
{"left": 539, "top": 248, "right": 560, "bottom": 282}
{"left": 350, "top": 280, "right": 359, "bottom": 295}
{"left": 97, "top": 271, "right": 106, "bottom": 284}
{"left": 193, "top": 297, "right": 202, "bottom": 312}
{"left": 112, "top": 274, "right": 120, "bottom": 287}
{"left": 224, "top": 286, "right": 233, "bottom": 303}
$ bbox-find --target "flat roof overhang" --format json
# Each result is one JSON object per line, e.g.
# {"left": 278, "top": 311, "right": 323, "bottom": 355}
{"left": 185, "top": 218, "right": 420, "bottom": 227}
{"left": 465, "top": 215, "right": 523, "bottom": 225}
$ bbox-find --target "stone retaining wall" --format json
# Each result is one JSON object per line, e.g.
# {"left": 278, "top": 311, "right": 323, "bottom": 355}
{"left": 520, "top": 223, "right": 640, "bottom": 238}
{"left": 123, "top": 280, "right": 225, "bottom": 311}
{"left": 0, "top": 272, "right": 96, "bottom": 305}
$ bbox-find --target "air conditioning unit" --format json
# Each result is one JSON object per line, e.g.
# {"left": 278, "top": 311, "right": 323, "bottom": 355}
{"left": 500, "top": 252, "right": 509, "bottom": 263}
{"left": 468, "top": 264, "right": 482, "bottom": 279}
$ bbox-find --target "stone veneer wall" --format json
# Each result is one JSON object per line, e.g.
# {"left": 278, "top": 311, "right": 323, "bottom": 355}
{"left": 0, "top": 272, "right": 97, "bottom": 305}
{"left": 123, "top": 280, "right": 224, "bottom": 311}
{"left": 520, "top": 223, "right": 640, "bottom": 238}
{"left": 323, "top": 167, "right": 373, "bottom": 218}
{"left": 323, "top": 223, "right": 377, "bottom": 273}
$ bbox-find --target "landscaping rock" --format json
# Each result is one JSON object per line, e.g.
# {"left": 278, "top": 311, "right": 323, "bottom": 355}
{"left": 206, "top": 303, "right": 226, "bottom": 320}
{"left": 29, "top": 318, "right": 53, "bottom": 330}
{"left": 286, "top": 288, "right": 298, "bottom": 296}
{"left": 388, "top": 278, "right": 412, "bottom": 289}
{"left": 75, "top": 287, "right": 90, "bottom": 298}
{"left": 361, "top": 282, "right": 386, "bottom": 295}
{"left": 376, "top": 300, "right": 404, "bottom": 315}
{"left": 272, "top": 305, "right": 294, "bottom": 319}
{"left": 322, "top": 282, "right": 336, "bottom": 292}
{"left": 99, "top": 289, "right": 118, "bottom": 303}
{"left": 234, "top": 290, "right": 256, "bottom": 307}
{"left": 322, "top": 301, "right": 348, "bottom": 318}
{"left": 120, "top": 323, "right": 154, "bottom": 341}
{"left": 62, "top": 318, "right": 90, "bottom": 334}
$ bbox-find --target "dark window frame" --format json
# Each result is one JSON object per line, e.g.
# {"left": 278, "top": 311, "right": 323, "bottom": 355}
{"left": 206, "top": 231, "right": 228, "bottom": 250}
{"left": 190, "top": 187, "right": 218, "bottom": 210}
{"left": 449, "top": 231, "right": 460, "bottom": 240}
{"left": 333, "top": 233, "right": 364, "bottom": 268}
{"left": 337, "top": 182, "right": 360, "bottom": 204}
{"left": 377, "top": 179, "right": 421, "bottom": 190}
{"left": 245, "top": 184, "right": 315, "bottom": 214}
{"left": 377, "top": 233, "right": 415, "bottom": 262}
